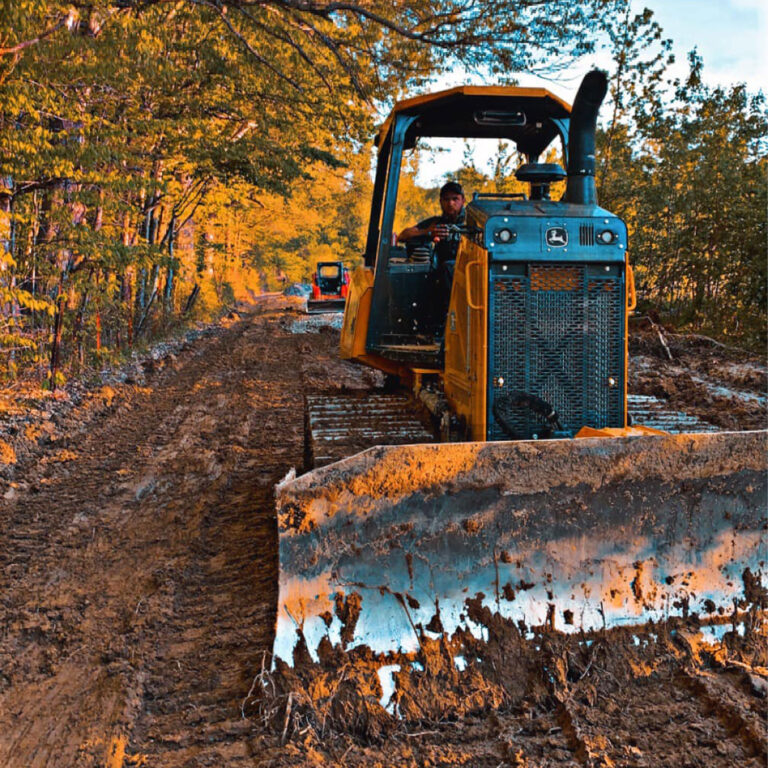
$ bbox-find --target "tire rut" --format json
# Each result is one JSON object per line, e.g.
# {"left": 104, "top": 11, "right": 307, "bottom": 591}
{"left": 552, "top": 663, "right": 766, "bottom": 767}
{"left": 0, "top": 310, "right": 309, "bottom": 767}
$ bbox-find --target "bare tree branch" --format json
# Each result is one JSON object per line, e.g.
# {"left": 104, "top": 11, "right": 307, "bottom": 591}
{"left": 0, "top": 8, "right": 77, "bottom": 58}
{"left": 232, "top": 4, "right": 337, "bottom": 94}
{"left": 283, "top": 8, "right": 370, "bottom": 99}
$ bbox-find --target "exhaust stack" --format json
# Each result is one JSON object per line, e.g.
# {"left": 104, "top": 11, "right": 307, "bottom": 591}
{"left": 565, "top": 69, "right": 608, "bottom": 206}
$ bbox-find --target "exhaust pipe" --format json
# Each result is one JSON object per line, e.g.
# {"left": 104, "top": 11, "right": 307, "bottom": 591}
{"left": 565, "top": 69, "right": 608, "bottom": 206}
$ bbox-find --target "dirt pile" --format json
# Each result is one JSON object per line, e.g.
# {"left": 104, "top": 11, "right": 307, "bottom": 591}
{"left": 0, "top": 320, "right": 225, "bottom": 483}
{"left": 629, "top": 323, "right": 766, "bottom": 431}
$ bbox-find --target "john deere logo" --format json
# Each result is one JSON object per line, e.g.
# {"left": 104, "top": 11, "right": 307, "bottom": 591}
{"left": 546, "top": 227, "right": 568, "bottom": 247}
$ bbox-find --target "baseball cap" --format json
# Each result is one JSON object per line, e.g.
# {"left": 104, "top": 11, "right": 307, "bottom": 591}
{"left": 440, "top": 181, "right": 464, "bottom": 197}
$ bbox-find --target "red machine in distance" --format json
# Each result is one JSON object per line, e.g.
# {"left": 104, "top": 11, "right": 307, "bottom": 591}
{"left": 308, "top": 261, "right": 350, "bottom": 313}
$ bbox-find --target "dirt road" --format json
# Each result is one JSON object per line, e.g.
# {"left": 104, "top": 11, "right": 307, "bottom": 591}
{"left": 0, "top": 301, "right": 764, "bottom": 767}
{"left": 0, "top": 299, "right": 371, "bottom": 766}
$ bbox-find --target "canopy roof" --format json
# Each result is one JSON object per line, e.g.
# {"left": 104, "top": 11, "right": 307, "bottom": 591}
{"left": 376, "top": 86, "right": 571, "bottom": 158}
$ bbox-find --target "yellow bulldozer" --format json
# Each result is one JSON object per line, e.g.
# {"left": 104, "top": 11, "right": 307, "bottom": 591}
{"left": 273, "top": 71, "right": 766, "bottom": 666}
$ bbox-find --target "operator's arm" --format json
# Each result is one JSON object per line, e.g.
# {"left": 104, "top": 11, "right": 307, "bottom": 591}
{"left": 397, "top": 219, "right": 449, "bottom": 243}
{"left": 397, "top": 224, "right": 427, "bottom": 242}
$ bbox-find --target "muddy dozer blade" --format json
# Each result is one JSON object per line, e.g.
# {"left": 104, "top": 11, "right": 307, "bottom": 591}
{"left": 274, "top": 430, "right": 767, "bottom": 666}
{"left": 307, "top": 298, "right": 346, "bottom": 314}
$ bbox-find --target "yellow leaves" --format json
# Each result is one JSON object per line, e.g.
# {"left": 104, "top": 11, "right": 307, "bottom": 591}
{"left": 0, "top": 440, "right": 16, "bottom": 465}
{"left": 43, "top": 448, "right": 78, "bottom": 463}
{"left": 24, "top": 423, "right": 43, "bottom": 442}
{"left": 16, "top": 292, "right": 54, "bottom": 315}
{"left": 97, "top": 385, "right": 117, "bottom": 405}
{"left": 0, "top": 331, "right": 36, "bottom": 349}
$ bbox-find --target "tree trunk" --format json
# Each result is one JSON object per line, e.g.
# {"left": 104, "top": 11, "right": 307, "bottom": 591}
{"left": 183, "top": 283, "right": 200, "bottom": 316}
{"left": 74, "top": 291, "right": 89, "bottom": 367}
{"left": 136, "top": 264, "right": 160, "bottom": 336}
{"left": 49, "top": 278, "right": 66, "bottom": 390}
{"left": 164, "top": 211, "right": 176, "bottom": 313}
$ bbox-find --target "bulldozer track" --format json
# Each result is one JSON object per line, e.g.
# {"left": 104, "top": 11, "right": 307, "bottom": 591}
{"left": 303, "top": 391, "right": 719, "bottom": 472}
{"left": 305, "top": 393, "right": 436, "bottom": 467}
{"left": 627, "top": 393, "right": 720, "bottom": 433}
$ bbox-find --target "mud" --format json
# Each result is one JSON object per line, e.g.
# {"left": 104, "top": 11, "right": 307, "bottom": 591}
{"left": 0, "top": 305, "right": 764, "bottom": 766}
{"left": 0, "top": 296, "right": 367, "bottom": 767}
{"left": 629, "top": 325, "right": 767, "bottom": 432}
{"left": 257, "top": 614, "right": 767, "bottom": 767}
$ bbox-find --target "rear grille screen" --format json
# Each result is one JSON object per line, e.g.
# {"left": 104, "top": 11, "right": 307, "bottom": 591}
{"left": 489, "top": 264, "right": 624, "bottom": 440}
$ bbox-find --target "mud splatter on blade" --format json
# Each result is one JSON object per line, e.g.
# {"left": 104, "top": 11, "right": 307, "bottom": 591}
{"left": 273, "top": 430, "right": 767, "bottom": 666}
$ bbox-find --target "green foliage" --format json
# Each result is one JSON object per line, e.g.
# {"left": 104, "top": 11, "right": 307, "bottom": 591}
{"left": 598, "top": 44, "right": 768, "bottom": 350}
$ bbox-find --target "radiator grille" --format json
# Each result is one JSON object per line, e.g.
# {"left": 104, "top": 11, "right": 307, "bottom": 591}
{"left": 579, "top": 223, "right": 595, "bottom": 246}
{"left": 489, "top": 264, "right": 624, "bottom": 440}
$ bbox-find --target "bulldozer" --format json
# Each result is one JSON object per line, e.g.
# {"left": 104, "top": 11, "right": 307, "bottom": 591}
{"left": 273, "top": 71, "right": 766, "bottom": 667}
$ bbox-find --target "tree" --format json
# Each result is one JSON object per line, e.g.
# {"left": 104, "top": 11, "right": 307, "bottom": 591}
{"left": 598, "top": 47, "right": 767, "bottom": 348}
{"left": 0, "top": 0, "right": 634, "bottom": 383}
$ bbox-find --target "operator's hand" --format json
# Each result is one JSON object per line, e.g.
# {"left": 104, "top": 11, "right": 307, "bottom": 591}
{"left": 426, "top": 223, "right": 451, "bottom": 240}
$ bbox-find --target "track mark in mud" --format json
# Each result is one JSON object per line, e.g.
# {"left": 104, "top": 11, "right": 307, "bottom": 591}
{"left": 0, "top": 303, "right": 350, "bottom": 767}
{"left": 678, "top": 667, "right": 768, "bottom": 760}
{"left": 541, "top": 631, "right": 768, "bottom": 768}
{"left": 557, "top": 698, "right": 612, "bottom": 766}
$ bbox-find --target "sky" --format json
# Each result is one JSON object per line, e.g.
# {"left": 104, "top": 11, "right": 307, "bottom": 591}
{"left": 497, "top": 0, "right": 767, "bottom": 104}
{"left": 414, "top": 0, "right": 767, "bottom": 185}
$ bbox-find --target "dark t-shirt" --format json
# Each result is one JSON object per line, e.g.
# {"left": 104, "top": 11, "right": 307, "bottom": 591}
{"left": 416, "top": 208, "right": 466, "bottom": 265}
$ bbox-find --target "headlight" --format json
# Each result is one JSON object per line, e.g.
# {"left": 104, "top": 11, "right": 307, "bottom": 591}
{"left": 494, "top": 228, "right": 515, "bottom": 243}
{"left": 597, "top": 230, "right": 616, "bottom": 244}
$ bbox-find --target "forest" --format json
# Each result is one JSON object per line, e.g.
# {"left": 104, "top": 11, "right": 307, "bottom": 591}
{"left": 1, "top": 0, "right": 765, "bottom": 390}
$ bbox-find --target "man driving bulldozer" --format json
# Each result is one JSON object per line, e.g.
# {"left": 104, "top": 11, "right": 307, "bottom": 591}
{"left": 397, "top": 181, "right": 466, "bottom": 319}
{"left": 397, "top": 181, "right": 466, "bottom": 261}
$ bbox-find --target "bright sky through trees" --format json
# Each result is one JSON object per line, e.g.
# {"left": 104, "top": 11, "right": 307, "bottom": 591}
{"left": 414, "top": 0, "right": 766, "bottom": 185}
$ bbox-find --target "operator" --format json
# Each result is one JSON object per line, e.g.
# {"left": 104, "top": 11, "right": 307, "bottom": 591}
{"left": 397, "top": 181, "right": 466, "bottom": 263}
{"left": 397, "top": 181, "right": 466, "bottom": 321}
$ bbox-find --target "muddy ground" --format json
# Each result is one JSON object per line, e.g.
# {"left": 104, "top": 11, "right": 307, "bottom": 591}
{"left": 0, "top": 298, "right": 764, "bottom": 767}
{"left": 628, "top": 317, "right": 766, "bottom": 433}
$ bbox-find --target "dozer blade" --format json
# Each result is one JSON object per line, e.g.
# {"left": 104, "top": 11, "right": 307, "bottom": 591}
{"left": 273, "top": 430, "right": 767, "bottom": 666}
{"left": 306, "top": 298, "right": 346, "bottom": 314}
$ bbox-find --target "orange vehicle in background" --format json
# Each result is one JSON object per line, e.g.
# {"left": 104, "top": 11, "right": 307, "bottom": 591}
{"left": 307, "top": 261, "right": 349, "bottom": 313}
